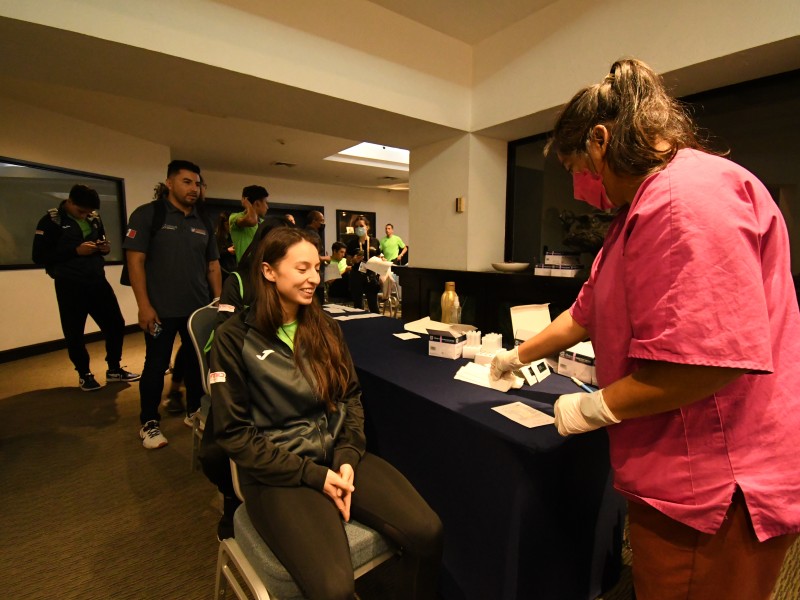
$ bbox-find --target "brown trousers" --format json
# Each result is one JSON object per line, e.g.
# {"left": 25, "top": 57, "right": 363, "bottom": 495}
{"left": 628, "top": 490, "right": 797, "bottom": 600}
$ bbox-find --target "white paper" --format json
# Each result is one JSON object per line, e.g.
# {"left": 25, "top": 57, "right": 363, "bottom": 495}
{"left": 492, "top": 402, "right": 555, "bottom": 428}
{"left": 364, "top": 257, "right": 393, "bottom": 277}
{"left": 404, "top": 317, "right": 476, "bottom": 337}
{"left": 334, "top": 313, "right": 383, "bottom": 321}
{"left": 323, "top": 262, "right": 341, "bottom": 282}
{"left": 326, "top": 303, "right": 365, "bottom": 313}
{"left": 453, "top": 362, "right": 523, "bottom": 392}
{"left": 394, "top": 332, "right": 420, "bottom": 340}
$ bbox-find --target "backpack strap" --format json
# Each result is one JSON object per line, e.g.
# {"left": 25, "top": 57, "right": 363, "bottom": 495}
{"left": 47, "top": 208, "right": 61, "bottom": 226}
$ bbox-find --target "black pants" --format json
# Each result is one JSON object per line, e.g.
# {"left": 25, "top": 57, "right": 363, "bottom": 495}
{"left": 199, "top": 406, "right": 241, "bottom": 516}
{"left": 170, "top": 342, "right": 190, "bottom": 385}
{"left": 349, "top": 270, "right": 379, "bottom": 313}
{"left": 242, "top": 453, "right": 443, "bottom": 600}
{"left": 138, "top": 316, "right": 202, "bottom": 423}
{"left": 54, "top": 277, "right": 125, "bottom": 375}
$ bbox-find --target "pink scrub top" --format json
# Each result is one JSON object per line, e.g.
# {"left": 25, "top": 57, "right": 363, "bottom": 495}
{"left": 571, "top": 149, "right": 800, "bottom": 541}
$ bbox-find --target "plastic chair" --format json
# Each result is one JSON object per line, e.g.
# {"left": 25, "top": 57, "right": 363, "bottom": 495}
{"left": 187, "top": 302, "right": 218, "bottom": 472}
{"left": 379, "top": 273, "right": 400, "bottom": 318}
{"left": 215, "top": 460, "right": 396, "bottom": 600}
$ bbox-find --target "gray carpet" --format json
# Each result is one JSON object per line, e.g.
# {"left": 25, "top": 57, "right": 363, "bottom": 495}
{"left": 0, "top": 334, "right": 797, "bottom": 599}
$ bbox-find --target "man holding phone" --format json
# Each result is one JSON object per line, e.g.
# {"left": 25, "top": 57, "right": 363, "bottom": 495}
{"left": 33, "top": 184, "right": 139, "bottom": 392}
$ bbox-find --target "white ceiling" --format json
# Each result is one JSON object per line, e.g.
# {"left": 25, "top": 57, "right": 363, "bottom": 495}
{"left": 366, "top": 0, "right": 557, "bottom": 44}
{"left": 0, "top": 3, "right": 553, "bottom": 192}
{"left": 3, "top": 7, "right": 796, "bottom": 193}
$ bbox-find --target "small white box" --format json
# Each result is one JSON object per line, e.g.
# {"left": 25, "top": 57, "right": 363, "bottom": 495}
{"left": 551, "top": 265, "right": 583, "bottom": 278}
{"left": 427, "top": 328, "right": 467, "bottom": 360}
{"left": 534, "top": 264, "right": 551, "bottom": 276}
{"left": 558, "top": 341, "right": 597, "bottom": 386}
{"left": 544, "top": 251, "right": 581, "bottom": 266}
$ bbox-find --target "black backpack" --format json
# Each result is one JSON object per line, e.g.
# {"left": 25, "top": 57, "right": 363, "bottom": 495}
{"left": 119, "top": 200, "right": 212, "bottom": 285}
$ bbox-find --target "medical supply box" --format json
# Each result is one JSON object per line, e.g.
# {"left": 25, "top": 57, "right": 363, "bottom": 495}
{"left": 544, "top": 251, "right": 581, "bottom": 266}
{"left": 558, "top": 341, "right": 597, "bottom": 386}
{"left": 427, "top": 328, "right": 467, "bottom": 360}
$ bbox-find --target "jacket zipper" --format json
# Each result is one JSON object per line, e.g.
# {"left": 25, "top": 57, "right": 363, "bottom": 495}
{"left": 315, "top": 421, "right": 327, "bottom": 462}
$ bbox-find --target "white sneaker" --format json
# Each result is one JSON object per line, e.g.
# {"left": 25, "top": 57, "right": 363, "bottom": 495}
{"left": 139, "top": 420, "right": 168, "bottom": 449}
{"left": 183, "top": 410, "right": 200, "bottom": 428}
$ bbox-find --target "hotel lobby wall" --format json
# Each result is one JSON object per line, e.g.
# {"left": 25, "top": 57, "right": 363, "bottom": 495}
{"left": 0, "top": 97, "right": 410, "bottom": 353}
{"left": 0, "top": 96, "right": 167, "bottom": 352}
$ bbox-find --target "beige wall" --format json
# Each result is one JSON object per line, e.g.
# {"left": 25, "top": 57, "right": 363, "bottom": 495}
{"left": 0, "top": 98, "right": 410, "bottom": 351}
{"left": 0, "top": 96, "right": 167, "bottom": 352}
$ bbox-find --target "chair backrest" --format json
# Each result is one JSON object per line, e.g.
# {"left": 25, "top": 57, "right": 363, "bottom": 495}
{"left": 187, "top": 302, "right": 219, "bottom": 396}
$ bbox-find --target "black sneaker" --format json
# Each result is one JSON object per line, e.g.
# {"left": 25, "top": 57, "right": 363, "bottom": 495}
{"left": 106, "top": 367, "right": 141, "bottom": 382}
{"left": 79, "top": 373, "right": 103, "bottom": 392}
{"left": 164, "top": 391, "right": 185, "bottom": 415}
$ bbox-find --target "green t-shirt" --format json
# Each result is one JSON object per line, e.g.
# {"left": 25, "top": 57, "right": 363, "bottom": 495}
{"left": 277, "top": 320, "right": 297, "bottom": 351}
{"left": 69, "top": 215, "right": 92, "bottom": 239}
{"left": 379, "top": 234, "right": 405, "bottom": 261}
{"left": 331, "top": 256, "right": 347, "bottom": 274}
{"left": 229, "top": 211, "right": 260, "bottom": 262}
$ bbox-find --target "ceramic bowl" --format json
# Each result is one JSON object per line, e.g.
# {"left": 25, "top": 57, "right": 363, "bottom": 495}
{"left": 491, "top": 262, "right": 530, "bottom": 273}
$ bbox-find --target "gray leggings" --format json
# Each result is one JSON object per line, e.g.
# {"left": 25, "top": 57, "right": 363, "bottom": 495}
{"left": 241, "top": 453, "right": 443, "bottom": 600}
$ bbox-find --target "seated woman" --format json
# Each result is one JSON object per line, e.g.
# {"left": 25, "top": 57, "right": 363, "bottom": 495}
{"left": 209, "top": 227, "right": 443, "bottom": 600}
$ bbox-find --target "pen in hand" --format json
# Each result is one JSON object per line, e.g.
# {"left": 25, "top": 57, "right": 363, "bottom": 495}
{"left": 570, "top": 376, "right": 594, "bottom": 393}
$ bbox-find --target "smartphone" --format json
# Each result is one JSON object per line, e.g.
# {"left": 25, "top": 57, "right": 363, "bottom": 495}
{"left": 151, "top": 322, "right": 163, "bottom": 338}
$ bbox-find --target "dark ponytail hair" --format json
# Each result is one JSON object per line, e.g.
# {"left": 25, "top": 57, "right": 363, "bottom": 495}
{"left": 250, "top": 227, "right": 350, "bottom": 412}
{"left": 547, "top": 58, "right": 714, "bottom": 177}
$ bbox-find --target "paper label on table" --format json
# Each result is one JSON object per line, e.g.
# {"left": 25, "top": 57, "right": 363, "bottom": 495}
{"left": 394, "top": 332, "right": 420, "bottom": 340}
{"left": 492, "top": 402, "right": 555, "bottom": 428}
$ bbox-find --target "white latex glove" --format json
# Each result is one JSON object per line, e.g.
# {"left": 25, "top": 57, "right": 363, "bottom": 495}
{"left": 490, "top": 347, "right": 527, "bottom": 381}
{"left": 553, "top": 389, "right": 621, "bottom": 436}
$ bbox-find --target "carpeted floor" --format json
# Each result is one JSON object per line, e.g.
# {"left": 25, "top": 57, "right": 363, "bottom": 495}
{"left": 0, "top": 333, "right": 798, "bottom": 599}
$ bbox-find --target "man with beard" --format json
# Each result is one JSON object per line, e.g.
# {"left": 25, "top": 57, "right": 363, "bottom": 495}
{"left": 124, "top": 160, "right": 221, "bottom": 449}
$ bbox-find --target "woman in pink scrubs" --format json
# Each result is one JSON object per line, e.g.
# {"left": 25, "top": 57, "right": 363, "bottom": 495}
{"left": 491, "top": 59, "right": 800, "bottom": 599}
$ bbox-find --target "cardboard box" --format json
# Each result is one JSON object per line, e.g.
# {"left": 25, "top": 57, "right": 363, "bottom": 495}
{"left": 511, "top": 304, "right": 551, "bottom": 346}
{"left": 427, "top": 328, "right": 467, "bottom": 360}
{"left": 558, "top": 341, "right": 597, "bottom": 386}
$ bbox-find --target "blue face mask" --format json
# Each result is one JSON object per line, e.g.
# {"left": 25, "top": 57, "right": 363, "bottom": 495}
{"left": 355, "top": 226, "right": 367, "bottom": 237}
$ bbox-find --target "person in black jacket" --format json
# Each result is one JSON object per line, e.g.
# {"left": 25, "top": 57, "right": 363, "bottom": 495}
{"left": 32, "top": 184, "right": 139, "bottom": 391}
{"left": 209, "top": 227, "right": 443, "bottom": 599}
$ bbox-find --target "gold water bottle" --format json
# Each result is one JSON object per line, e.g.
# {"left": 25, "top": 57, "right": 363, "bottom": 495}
{"left": 440, "top": 281, "right": 458, "bottom": 324}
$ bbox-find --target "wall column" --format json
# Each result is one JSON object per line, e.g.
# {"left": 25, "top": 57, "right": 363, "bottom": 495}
{"left": 409, "top": 133, "right": 507, "bottom": 271}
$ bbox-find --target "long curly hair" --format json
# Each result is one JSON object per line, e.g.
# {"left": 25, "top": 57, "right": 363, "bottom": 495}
{"left": 250, "top": 227, "right": 349, "bottom": 412}
{"left": 546, "top": 58, "right": 717, "bottom": 177}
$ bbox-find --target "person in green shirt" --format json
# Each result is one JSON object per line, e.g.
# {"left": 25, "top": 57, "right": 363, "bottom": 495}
{"left": 379, "top": 223, "right": 407, "bottom": 264}
{"left": 229, "top": 184, "right": 269, "bottom": 262}
{"left": 330, "top": 241, "right": 349, "bottom": 274}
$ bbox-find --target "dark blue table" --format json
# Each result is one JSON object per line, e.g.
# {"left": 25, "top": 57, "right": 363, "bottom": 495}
{"left": 337, "top": 315, "right": 625, "bottom": 600}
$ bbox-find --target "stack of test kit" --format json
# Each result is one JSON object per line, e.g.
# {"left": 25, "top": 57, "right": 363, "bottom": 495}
{"left": 534, "top": 251, "right": 583, "bottom": 277}
{"left": 558, "top": 340, "right": 597, "bottom": 386}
